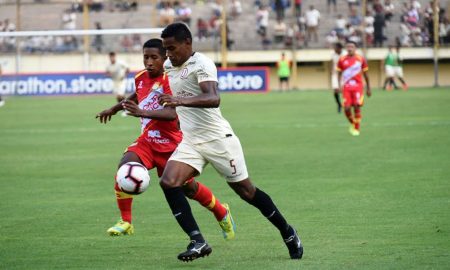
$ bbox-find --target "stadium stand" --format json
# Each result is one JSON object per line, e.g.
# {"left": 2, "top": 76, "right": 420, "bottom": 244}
{"left": 0, "top": 0, "right": 449, "bottom": 53}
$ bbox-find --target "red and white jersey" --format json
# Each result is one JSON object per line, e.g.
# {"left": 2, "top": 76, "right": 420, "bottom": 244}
{"left": 134, "top": 70, "right": 182, "bottom": 152}
{"left": 336, "top": 53, "right": 368, "bottom": 91}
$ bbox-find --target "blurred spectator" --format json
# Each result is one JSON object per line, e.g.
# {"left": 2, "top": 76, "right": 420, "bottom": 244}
{"left": 335, "top": 14, "right": 347, "bottom": 34}
{"left": 349, "top": 8, "right": 362, "bottom": 27}
{"left": 365, "top": 10, "right": 375, "bottom": 45}
{"left": 121, "top": 35, "right": 132, "bottom": 52}
{"left": 230, "top": 0, "right": 242, "bottom": 19}
{"left": 294, "top": 0, "right": 302, "bottom": 18}
{"left": 261, "top": 32, "right": 272, "bottom": 50}
{"left": 327, "top": 0, "right": 337, "bottom": 13}
{"left": 256, "top": 5, "right": 269, "bottom": 37}
{"left": 92, "top": 21, "right": 104, "bottom": 53}
{"left": 326, "top": 30, "right": 339, "bottom": 47}
{"left": 372, "top": 0, "right": 383, "bottom": 13}
{"left": 274, "top": 0, "right": 287, "bottom": 21}
{"left": 132, "top": 34, "right": 141, "bottom": 51}
{"left": 374, "top": 11, "right": 386, "bottom": 47}
{"left": 209, "top": 0, "right": 223, "bottom": 17}
{"left": 410, "top": 0, "right": 421, "bottom": 10}
{"left": 176, "top": 2, "right": 192, "bottom": 26}
{"left": 273, "top": 19, "right": 287, "bottom": 44}
{"left": 197, "top": 18, "right": 209, "bottom": 40}
{"left": 209, "top": 13, "right": 222, "bottom": 38}
{"left": 306, "top": 5, "right": 320, "bottom": 43}
{"left": 348, "top": 29, "right": 362, "bottom": 45}
{"left": 158, "top": 2, "right": 175, "bottom": 27}
{"left": 62, "top": 9, "right": 76, "bottom": 30}
{"left": 347, "top": 0, "right": 359, "bottom": 11}
{"left": 384, "top": 0, "right": 395, "bottom": 22}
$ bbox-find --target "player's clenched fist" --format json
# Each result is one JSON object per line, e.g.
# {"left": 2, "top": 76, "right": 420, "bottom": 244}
{"left": 158, "top": 94, "right": 181, "bottom": 107}
{"left": 96, "top": 109, "right": 116, "bottom": 123}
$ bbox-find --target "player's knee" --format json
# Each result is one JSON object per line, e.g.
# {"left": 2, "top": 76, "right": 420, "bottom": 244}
{"left": 230, "top": 181, "right": 256, "bottom": 202}
{"left": 159, "top": 175, "right": 181, "bottom": 189}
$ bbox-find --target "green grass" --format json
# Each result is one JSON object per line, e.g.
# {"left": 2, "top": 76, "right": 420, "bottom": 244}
{"left": 0, "top": 88, "right": 449, "bottom": 269}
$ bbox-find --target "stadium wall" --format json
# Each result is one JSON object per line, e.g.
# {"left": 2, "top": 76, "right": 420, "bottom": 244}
{"left": 1, "top": 48, "right": 449, "bottom": 90}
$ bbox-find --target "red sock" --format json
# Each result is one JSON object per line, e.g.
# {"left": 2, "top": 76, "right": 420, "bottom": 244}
{"left": 344, "top": 109, "right": 354, "bottom": 125}
{"left": 193, "top": 182, "right": 227, "bottom": 221}
{"left": 354, "top": 107, "right": 361, "bottom": 130}
{"left": 114, "top": 182, "right": 133, "bottom": 223}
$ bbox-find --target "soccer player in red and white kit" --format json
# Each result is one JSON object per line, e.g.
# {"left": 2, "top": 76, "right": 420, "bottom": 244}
{"left": 96, "top": 39, "right": 235, "bottom": 238}
{"left": 337, "top": 41, "right": 371, "bottom": 136}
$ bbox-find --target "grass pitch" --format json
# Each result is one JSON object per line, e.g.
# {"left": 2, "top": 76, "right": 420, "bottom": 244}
{"left": 0, "top": 88, "right": 449, "bottom": 269}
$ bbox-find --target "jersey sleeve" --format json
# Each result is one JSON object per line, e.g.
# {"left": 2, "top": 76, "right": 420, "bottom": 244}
{"left": 162, "top": 74, "right": 173, "bottom": 95}
{"left": 336, "top": 57, "right": 343, "bottom": 72}
{"left": 362, "top": 57, "right": 369, "bottom": 72}
{"left": 196, "top": 56, "right": 218, "bottom": 83}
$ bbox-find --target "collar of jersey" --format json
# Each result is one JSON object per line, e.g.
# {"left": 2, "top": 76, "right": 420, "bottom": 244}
{"left": 174, "top": 52, "right": 196, "bottom": 69}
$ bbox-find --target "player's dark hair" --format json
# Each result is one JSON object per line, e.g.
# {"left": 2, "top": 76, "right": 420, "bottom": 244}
{"left": 161, "top": 22, "right": 192, "bottom": 42}
{"left": 143, "top": 38, "right": 166, "bottom": 57}
{"left": 109, "top": 52, "right": 116, "bottom": 56}
{"left": 334, "top": 42, "right": 343, "bottom": 49}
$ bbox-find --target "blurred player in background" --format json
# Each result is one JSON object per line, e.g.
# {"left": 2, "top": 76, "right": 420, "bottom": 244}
{"left": 0, "top": 64, "right": 5, "bottom": 107}
{"left": 158, "top": 22, "right": 303, "bottom": 262}
{"left": 96, "top": 39, "right": 235, "bottom": 239}
{"left": 106, "top": 51, "right": 130, "bottom": 104}
{"left": 337, "top": 41, "right": 371, "bottom": 136}
{"left": 277, "top": 52, "right": 291, "bottom": 92}
{"left": 331, "top": 43, "right": 343, "bottom": 113}
{"left": 383, "top": 45, "right": 408, "bottom": 91}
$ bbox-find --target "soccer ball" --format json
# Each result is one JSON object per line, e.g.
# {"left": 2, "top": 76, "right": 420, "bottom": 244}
{"left": 116, "top": 162, "right": 150, "bottom": 195}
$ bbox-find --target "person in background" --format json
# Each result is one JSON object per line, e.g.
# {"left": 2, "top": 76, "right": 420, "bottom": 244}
{"left": 277, "top": 52, "right": 292, "bottom": 92}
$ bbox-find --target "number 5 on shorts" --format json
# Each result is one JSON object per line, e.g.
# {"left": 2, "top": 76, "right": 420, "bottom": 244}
{"left": 229, "top": 159, "right": 237, "bottom": 175}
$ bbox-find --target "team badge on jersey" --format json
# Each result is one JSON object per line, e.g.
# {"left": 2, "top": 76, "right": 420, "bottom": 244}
{"left": 181, "top": 68, "right": 189, "bottom": 79}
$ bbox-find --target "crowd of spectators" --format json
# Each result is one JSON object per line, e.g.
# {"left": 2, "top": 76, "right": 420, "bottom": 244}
{"left": 325, "top": 0, "right": 450, "bottom": 48}
{"left": 2, "top": 0, "right": 450, "bottom": 54}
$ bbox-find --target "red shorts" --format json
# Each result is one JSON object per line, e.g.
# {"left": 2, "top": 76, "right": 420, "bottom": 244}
{"left": 343, "top": 88, "right": 364, "bottom": 107}
{"left": 126, "top": 135, "right": 193, "bottom": 184}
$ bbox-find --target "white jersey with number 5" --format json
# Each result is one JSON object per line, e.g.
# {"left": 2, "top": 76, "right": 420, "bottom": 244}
{"left": 164, "top": 52, "right": 234, "bottom": 144}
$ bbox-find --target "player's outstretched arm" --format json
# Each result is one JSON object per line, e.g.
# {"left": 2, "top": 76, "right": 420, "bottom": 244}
{"left": 364, "top": 72, "right": 371, "bottom": 97}
{"left": 158, "top": 81, "right": 220, "bottom": 108}
{"left": 95, "top": 93, "right": 137, "bottom": 123}
{"left": 122, "top": 99, "right": 177, "bottom": 121}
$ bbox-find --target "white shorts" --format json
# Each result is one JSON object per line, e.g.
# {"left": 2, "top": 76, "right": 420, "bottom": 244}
{"left": 113, "top": 80, "right": 127, "bottom": 96}
{"left": 169, "top": 135, "right": 249, "bottom": 182}
{"left": 331, "top": 73, "right": 339, "bottom": 90}
{"left": 385, "top": 66, "right": 404, "bottom": 78}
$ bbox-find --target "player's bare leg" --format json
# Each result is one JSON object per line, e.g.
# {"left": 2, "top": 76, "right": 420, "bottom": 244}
{"left": 107, "top": 151, "right": 142, "bottom": 236}
{"left": 353, "top": 105, "right": 362, "bottom": 135}
{"left": 160, "top": 160, "right": 212, "bottom": 261}
{"left": 333, "top": 88, "right": 342, "bottom": 113}
{"left": 228, "top": 178, "right": 303, "bottom": 259}
{"left": 398, "top": 77, "right": 408, "bottom": 91}
{"left": 344, "top": 106, "right": 359, "bottom": 136}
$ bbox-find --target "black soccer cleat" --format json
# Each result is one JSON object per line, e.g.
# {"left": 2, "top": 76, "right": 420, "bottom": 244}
{"left": 284, "top": 228, "right": 303, "bottom": 260}
{"left": 177, "top": 240, "right": 212, "bottom": 262}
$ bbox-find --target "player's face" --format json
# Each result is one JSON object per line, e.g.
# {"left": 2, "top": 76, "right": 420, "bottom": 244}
{"left": 162, "top": 37, "right": 191, "bottom": 67}
{"left": 143, "top": 47, "right": 165, "bottom": 78}
{"left": 346, "top": 43, "right": 356, "bottom": 55}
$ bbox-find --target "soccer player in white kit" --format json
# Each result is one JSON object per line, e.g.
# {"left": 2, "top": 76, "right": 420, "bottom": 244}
{"left": 331, "top": 42, "right": 343, "bottom": 113}
{"left": 157, "top": 22, "right": 303, "bottom": 262}
{"left": 106, "top": 52, "right": 130, "bottom": 103}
